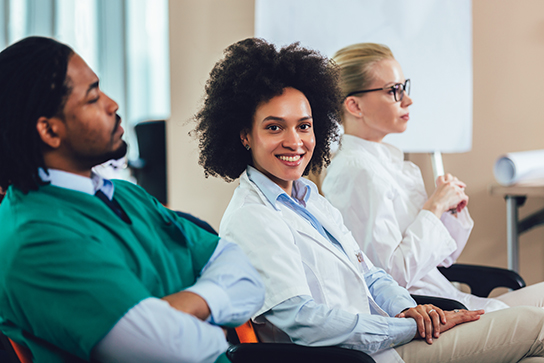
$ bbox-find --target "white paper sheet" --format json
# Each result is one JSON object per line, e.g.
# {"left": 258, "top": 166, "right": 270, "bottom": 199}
{"left": 255, "top": 0, "right": 472, "bottom": 153}
{"left": 494, "top": 150, "right": 544, "bottom": 186}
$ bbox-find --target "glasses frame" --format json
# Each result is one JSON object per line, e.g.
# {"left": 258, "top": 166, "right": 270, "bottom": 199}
{"left": 345, "top": 79, "right": 411, "bottom": 102}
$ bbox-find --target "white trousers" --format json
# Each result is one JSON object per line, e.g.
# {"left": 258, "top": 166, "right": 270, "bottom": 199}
{"left": 395, "top": 306, "right": 544, "bottom": 363}
{"left": 495, "top": 282, "right": 544, "bottom": 308}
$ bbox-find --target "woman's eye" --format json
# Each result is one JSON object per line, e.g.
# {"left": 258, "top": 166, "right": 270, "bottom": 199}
{"left": 88, "top": 96, "right": 100, "bottom": 104}
{"left": 267, "top": 125, "right": 280, "bottom": 131}
{"left": 300, "top": 123, "right": 312, "bottom": 130}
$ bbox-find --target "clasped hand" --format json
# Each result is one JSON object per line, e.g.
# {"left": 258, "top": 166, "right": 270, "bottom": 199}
{"left": 423, "top": 173, "right": 469, "bottom": 218}
{"left": 396, "top": 304, "right": 484, "bottom": 344}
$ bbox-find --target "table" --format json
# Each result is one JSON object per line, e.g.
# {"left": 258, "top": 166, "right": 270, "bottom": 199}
{"left": 489, "top": 183, "right": 544, "bottom": 272}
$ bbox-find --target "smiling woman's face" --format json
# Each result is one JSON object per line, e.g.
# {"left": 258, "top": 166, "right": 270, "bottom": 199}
{"left": 241, "top": 87, "right": 315, "bottom": 194}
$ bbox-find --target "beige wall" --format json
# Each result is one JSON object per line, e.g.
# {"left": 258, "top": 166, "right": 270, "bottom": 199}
{"left": 167, "top": 0, "right": 254, "bottom": 228}
{"left": 168, "top": 0, "right": 544, "bottom": 284}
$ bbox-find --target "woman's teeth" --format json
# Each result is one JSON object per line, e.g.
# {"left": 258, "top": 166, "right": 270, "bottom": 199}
{"left": 278, "top": 155, "right": 301, "bottom": 162}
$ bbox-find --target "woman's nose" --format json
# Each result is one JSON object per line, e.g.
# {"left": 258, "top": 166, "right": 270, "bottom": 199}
{"left": 283, "top": 129, "right": 303, "bottom": 149}
{"left": 401, "top": 93, "right": 413, "bottom": 107}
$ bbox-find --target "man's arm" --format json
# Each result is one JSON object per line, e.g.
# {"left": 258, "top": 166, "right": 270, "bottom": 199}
{"left": 92, "top": 238, "right": 265, "bottom": 363}
{"left": 92, "top": 298, "right": 228, "bottom": 363}
{"left": 167, "top": 238, "right": 265, "bottom": 326}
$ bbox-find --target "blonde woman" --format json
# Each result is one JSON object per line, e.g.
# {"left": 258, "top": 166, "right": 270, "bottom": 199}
{"left": 322, "top": 43, "right": 544, "bottom": 312}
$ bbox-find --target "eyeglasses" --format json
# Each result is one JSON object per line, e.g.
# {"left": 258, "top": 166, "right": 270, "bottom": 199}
{"left": 346, "top": 79, "right": 411, "bottom": 102}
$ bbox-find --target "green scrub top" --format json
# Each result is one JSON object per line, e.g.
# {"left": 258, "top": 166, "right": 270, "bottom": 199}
{"left": 0, "top": 180, "right": 220, "bottom": 362}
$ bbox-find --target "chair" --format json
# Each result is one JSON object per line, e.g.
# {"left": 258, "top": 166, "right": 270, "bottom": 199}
{"left": 438, "top": 264, "right": 526, "bottom": 298}
{"left": 129, "top": 120, "right": 167, "bottom": 205}
{"left": 0, "top": 331, "right": 31, "bottom": 363}
{"left": 175, "top": 211, "right": 217, "bottom": 235}
{"left": 412, "top": 264, "right": 526, "bottom": 310}
{"left": 411, "top": 294, "right": 467, "bottom": 310}
{"left": 227, "top": 321, "right": 376, "bottom": 363}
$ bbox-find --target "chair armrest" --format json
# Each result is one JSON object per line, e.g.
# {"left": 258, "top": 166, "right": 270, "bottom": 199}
{"left": 438, "top": 264, "right": 526, "bottom": 298}
{"left": 0, "top": 332, "right": 21, "bottom": 363}
{"left": 226, "top": 343, "right": 376, "bottom": 363}
{"left": 411, "top": 294, "right": 467, "bottom": 310}
{"left": 174, "top": 211, "right": 218, "bottom": 235}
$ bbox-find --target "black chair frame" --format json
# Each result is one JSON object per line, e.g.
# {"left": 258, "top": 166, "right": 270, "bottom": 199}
{"left": 438, "top": 264, "right": 526, "bottom": 298}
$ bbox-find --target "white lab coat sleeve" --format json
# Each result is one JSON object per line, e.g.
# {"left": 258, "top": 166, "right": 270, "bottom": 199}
{"left": 439, "top": 208, "right": 474, "bottom": 267}
{"left": 219, "top": 202, "right": 312, "bottom": 317}
{"left": 324, "top": 163, "right": 457, "bottom": 290}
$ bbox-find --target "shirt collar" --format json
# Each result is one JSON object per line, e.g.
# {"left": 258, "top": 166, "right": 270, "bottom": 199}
{"left": 246, "top": 165, "right": 311, "bottom": 210}
{"left": 38, "top": 168, "right": 114, "bottom": 199}
{"left": 341, "top": 134, "right": 404, "bottom": 167}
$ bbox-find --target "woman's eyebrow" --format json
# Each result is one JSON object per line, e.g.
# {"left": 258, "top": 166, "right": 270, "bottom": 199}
{"left": 262, "top": 115, "right": 313, "bottom": 122}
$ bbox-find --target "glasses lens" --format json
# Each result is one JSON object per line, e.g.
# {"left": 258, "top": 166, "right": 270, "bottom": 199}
{"left": 394, "top": 80, "right": 411, "bottom": 102}
{"left": 394, "top": 84, "right": 403, "bottom": 102}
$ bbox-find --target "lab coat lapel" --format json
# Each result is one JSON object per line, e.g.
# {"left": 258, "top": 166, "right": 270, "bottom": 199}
{"left": 279, "top": 203, "right": 364, "bottom": 281}
{"left": 242, "top": 172, "right": 364, "bottom": 282}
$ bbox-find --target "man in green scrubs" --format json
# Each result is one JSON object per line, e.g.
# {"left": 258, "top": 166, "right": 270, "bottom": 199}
{"left": 0, "top": 36, "right": 264, "bottom": 363}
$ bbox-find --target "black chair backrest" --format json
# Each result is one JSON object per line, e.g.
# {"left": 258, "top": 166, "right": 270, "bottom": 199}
{"left": 174, "top": 211, "right": 218, "bottom": 235}
{"left": 0, "top": 331, "right": 21, "bottom": 363}
{"left": 133, "top": 120, "right": 167, "bottom": 205}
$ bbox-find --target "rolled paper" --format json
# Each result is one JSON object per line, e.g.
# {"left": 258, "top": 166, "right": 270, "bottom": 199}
{"left": 494, "top": 149, "right": 544, "bottom": 186}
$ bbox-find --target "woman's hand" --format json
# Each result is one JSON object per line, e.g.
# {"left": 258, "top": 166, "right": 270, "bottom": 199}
{"left": 396, "top": 305, "right": 484, "bottom": 344}
{"left": 439, "top": 309, "right": 484, "bottom": 334}
{"left": 396, "top": 304, "right": 446, "bottom": 344}
{"left": 423, "top": 173, "right": 469, "bottom": 218}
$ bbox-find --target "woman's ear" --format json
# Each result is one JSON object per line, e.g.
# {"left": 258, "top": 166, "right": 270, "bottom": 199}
{"left": 344, "top": 97, "right": 363, "bottom": 118}
{"left": 240, "top": 129, "right": 251, "bottom": 150}
{"left": 36, "top": 116, "right": 63, "bottom": 149}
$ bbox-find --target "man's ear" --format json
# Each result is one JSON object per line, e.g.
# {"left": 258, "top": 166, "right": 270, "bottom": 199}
{"left": 36, "top": 116, "right": 63, "bottom": 149}
{"left": 344, "top": 96, "right": 364, "bottom": 118}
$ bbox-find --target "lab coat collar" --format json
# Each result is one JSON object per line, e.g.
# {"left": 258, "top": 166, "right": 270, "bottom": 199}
{"left": 341, "top": 134, "right": 404, "bottom": 168}
{"left": 246, "top": 165, "right": 311, "bottom": 211}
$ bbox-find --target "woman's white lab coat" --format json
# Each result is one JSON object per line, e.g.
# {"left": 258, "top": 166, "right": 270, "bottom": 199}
{"left": 322, "top": 135, "right": 508, "bottom": 312}
{"left": 219, "top": 171, "right": 413, "bottom": 363}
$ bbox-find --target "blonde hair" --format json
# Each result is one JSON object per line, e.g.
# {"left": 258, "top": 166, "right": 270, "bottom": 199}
{"left": 332, "top": 43, "right": 394, "bottom": 99}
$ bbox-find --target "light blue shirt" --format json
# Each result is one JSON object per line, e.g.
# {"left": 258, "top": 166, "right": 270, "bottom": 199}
{"left": 39, "top": 168, "right": 265, "bottom": 363}
{"left": 247, "top": 166, "right": 417, "bottom": 354}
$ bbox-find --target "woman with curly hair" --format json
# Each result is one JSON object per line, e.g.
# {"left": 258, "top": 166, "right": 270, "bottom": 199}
{"left": 194, "top": 38, "right": 544, "bottom": 363}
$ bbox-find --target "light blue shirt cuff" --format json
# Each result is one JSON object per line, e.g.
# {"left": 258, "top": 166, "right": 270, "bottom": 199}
{"left": 261, "top": 295, "right": 418, "bottom": 354}
{"left": 185, "top": 280, "right": 229, "bottom": 324}
{"left": 186, "top": 238, "right": 265, "bottom": 327}
{"left": 385, "top": 316, "right": 417, "bottom": 348}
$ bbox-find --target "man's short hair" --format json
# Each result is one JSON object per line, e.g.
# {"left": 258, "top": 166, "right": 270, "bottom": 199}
{"left": 0, "top": 36, "right": 74, "bottom": 193}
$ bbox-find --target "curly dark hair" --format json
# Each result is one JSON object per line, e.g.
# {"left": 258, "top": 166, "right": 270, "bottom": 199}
{"left": 194, "top": 38, "right": 342, "bottom": 182}
{"left": 0, "top": 36, "right": 73, "bottom": 193}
